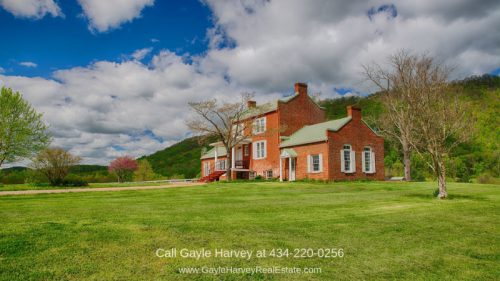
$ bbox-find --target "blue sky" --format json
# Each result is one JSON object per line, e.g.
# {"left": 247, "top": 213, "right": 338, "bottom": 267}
{"left": 0, "top": 0, "right": 211, "bottom": 78}
{"left": 0, "top": 0, "right": 499, "bottom": 165}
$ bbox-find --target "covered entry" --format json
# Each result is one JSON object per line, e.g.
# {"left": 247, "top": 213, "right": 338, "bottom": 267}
{"left": 280, "top": 149, "right": 297, "bottom": 182}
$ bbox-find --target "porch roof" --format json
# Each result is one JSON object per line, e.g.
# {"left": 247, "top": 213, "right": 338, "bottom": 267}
{"left": 280, "top": 148, "right": 297, "bottom": 158}
{"left": 280, "top": 116, "right": 352, "bottom": 148}
{"left": 200, "top": 146, "right": 227, "bottom": 160}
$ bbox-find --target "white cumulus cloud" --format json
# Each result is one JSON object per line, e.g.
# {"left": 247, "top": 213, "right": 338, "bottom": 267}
{"left": 77, "top": 0, "right": 154, "bottom": 33}
{"left": 0, "top": 0, "right": 62, "bottom": 19}
{"left": 19, "top": 61, "right": 37, "bottom": 68}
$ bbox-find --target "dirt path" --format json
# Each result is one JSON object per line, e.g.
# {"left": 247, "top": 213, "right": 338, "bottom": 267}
{"left": 0, "top": 182, "right": 205, "bottom": 196}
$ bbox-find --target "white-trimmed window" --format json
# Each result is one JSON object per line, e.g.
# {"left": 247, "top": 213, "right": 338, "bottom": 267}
{"left": 253, "top": 117, "right": 266, "bottom": 134}
{"left": 203, "top": 162, "right": 211, "bottom": 176}
{"left": 215, "top": 159, "right": 226, "bottom": 171}
{"left": 232, "top": 123, "right": 245, "bottom": 137}
{"left": 244, "top": 145, "right": 249, "bottom": 156}
{"left": 307, "top": 154, "right": 323, "bottom": 173}
{"left": 265, "top": 170, "right": 273, "bottom": 179}
{"left": 340, "top": 144, "right": 356, "bottom": 173}
{"left": 362, "top": 147, "right": 376, "bottom": 173}
{"left": 253, "top": 141, "right": 266, "bottom": 159}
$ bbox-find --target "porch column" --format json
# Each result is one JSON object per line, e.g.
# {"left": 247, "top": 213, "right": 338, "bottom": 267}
{"left": 231, "top": 147, "right": 235, "bottom": 169}
{"left": 279, "top": 158, "right": 283, "bottom": 182}
{"left": 288, "top": 157, "right": 292, "bottom": 181}
{"left": 214, "top": 147, "right": 218, "bottom": 167}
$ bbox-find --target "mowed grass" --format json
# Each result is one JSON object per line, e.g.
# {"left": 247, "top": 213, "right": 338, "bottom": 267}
{"left": 0, "top": 181, "right": 498, "bottom": 281}
{"left": 0, "top": 181, "right": 171, "bottom": 191}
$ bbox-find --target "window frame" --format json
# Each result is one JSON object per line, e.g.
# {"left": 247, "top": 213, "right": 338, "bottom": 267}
{"left": 343, "top": 144, "right": 352, "bottom": 173}
{"left": 308, "top": 154, "right": 323, "bottom": 173}
{"left": 253, "top": 140, "right": 267, "bottom": 159}
{"left": 312, "top": 154, "right": 320, "bottom": 172}
{"left": 252, "top": 117, "right": 266, "bottom": 134}
{"left": 363, "top": 146, "right": 375, "bottom": 174}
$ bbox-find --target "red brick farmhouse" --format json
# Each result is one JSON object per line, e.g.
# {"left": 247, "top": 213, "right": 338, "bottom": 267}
{"left": 200, "top": 83, "right": 384, "bottom": 182}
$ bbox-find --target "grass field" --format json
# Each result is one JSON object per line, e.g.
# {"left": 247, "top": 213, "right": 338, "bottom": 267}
{"left": 0, "top": 181, "right": 172, "bottom": 191}
{"left": 0, "top": 181, "right": 498, "bottom": 280}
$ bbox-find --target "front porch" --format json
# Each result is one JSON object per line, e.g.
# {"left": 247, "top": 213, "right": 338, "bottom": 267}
{"left": 211, "top": 140, "right": 251, "bottom": 180}
{"left": 279, "top": 149, "right": 297, "bottom": 182}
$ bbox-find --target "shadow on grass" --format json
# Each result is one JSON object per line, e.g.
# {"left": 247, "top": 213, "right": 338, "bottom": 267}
{"left": 405, "top": 193, "right": 488, "bottom": 201}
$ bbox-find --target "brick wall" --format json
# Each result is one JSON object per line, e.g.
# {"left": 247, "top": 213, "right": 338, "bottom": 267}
{"left": 326, "top": 107, "right": 385, "bottom": 180}
{"left": 249, "top": 111, "right": 281, "bottom": 177}
{"left": 284, "top": 142, "right": 329, "bottom": 180}
{"left": 278, "top": 83, "right": 326, "bottom": 136}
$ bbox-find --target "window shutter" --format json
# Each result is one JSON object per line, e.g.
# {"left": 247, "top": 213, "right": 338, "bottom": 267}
{"left": 253, "top": 143, "right": 257, "bottom": 159}
{"left": 319, "top": 154, "right": 323, "bottom": 172}
{"left": 351, "top": 151, "right": 356, "bottom": 172}
{"left": 340, "top": 150, "right": 345, "bottom": 172}
{"left": 361, "top": 151, "right": 366, "bottom": 173}
{"left": 307, "top": 155, "right": 311, "bottom": 173}
{"left": 371, "top": 152, "right": 376, "bottom": 173}
{"left": 263, "top": 141, "right": 266, "bottom": 158}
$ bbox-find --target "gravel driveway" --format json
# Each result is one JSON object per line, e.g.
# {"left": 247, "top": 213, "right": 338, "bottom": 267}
{"left": 0, "top": 182, "right": 204, "bottom": 196}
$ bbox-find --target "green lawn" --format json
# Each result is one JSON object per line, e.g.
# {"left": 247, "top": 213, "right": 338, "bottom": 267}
{"left": 0, "top": 181, "right": 498, "bottom": 280}
{"left": 0, "top": 181, "right": 171, "bottom": 191}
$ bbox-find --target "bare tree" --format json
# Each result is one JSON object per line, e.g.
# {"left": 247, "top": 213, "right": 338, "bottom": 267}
{"left": 31, "top": 148, "right": 81, "bottom": 186}
{"left": 365, "top": 50, "right": 473, "bottom": 198}
{"left": 187, "top": 93, "right": 254, "bottom": 181}
{"left": 363, "top": 50, "right": 423, "bottom": 181}
{"left": 407, "top": 61, "right": 473, "bottom": 199}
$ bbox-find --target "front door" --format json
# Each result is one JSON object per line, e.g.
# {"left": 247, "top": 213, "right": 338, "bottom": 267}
{"left": 290, "top": 158, "right": 296, "bottom": 181}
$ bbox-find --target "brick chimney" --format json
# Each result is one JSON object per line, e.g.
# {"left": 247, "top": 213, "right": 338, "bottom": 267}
{"left": 295, "top": 82, "right": 308, "bottom": 96}
{"left": 347, "top": 105, "right": 361, "bottom": 121}
{"left": 247, "top": 100, "right": 256, "bottom": 108}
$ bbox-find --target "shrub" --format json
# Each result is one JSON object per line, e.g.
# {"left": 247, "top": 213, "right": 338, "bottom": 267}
{"left": 61, "top": 179, "right": 88, "bottom": 187}
{"left": 432, "top": 188, "right": 440, "bottom": 197}
{"left": 476, "top": 173, "right": 499, "bottom": 184}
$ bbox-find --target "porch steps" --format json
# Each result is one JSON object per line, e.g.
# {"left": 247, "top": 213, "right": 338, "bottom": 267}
{"left": 199, "top": 171, "right": 226, "bottom": 183}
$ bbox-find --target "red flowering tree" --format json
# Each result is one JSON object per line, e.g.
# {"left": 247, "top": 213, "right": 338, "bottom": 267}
{"left": 108, "top": 156, "right": 138, "bottom": 182}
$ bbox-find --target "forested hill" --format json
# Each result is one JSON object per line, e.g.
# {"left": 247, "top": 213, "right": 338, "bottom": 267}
{"left": 141, "top": 74, "right": 499, "bottom": 181}
{"left": 138, "top": 135, "right": 218, "bottom": 178}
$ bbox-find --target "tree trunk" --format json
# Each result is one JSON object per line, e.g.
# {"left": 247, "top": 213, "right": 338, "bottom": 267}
{"left": 226, "top": 148, "right": 232, "bottom": 181}
{"left": 436, "top": 160, "right": 447, "bottom": 199}
{"left": 402, "top": 142, "right": 412, "bottom": 181}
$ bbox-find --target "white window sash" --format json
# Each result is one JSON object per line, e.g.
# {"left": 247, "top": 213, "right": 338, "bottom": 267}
{"left": 253, "top": 141, "right": 266, "bottom": 159}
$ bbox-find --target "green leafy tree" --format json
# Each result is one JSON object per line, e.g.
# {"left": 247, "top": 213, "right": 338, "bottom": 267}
{"left": 0, "top": 87, "right": 51, "bottom": 167}
{"left": 134, "top": 159, "right": 157, "bottom": 181}
{"left": 31, "top": 148, "right": 81, "bottom": 186}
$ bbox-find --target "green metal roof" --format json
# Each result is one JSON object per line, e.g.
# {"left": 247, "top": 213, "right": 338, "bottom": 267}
{"left": 240, "top": 101, "right": 278, "bottom": 120}
{"left": 280, "top": 116, "right": 352, "bottom": 148}
{"left": 200, "top": 146, "right": 227, "bottom": 159}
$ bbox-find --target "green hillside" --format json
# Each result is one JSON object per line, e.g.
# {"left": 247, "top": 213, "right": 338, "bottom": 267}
{"left": 139, "top": 135, "right": 218, "bottom": 178}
